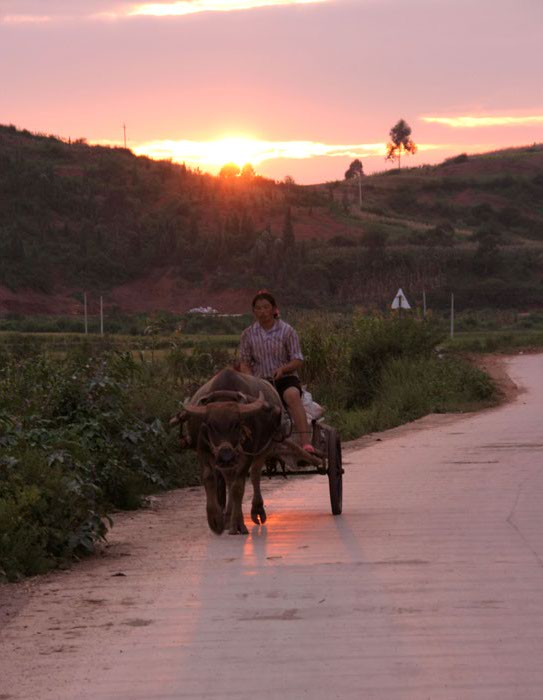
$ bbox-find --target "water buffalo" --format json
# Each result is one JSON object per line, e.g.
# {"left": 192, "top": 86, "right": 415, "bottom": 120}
{"left": 171, "top": 368, "right": 318, "bottom": 535}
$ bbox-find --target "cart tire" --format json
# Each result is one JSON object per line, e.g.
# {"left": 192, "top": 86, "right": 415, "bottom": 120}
{"left": 326, "top": 428, "right": 343, "bottom": 515}
{"left": 217, "top": 472, "right": 227, "bottom": 510}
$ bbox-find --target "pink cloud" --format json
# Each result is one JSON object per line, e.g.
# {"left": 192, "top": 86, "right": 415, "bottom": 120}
{"left": 422, "top": 114, "right": 543, "bottom": 128}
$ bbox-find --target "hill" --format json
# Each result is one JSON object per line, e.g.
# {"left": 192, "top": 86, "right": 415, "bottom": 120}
{"left": 1, "top": 124, "right": 542, "bottom": 315}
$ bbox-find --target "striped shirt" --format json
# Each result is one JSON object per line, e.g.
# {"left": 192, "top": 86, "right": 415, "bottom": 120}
{"left": 239, "top": 320, "right": 304, "bottom": 379}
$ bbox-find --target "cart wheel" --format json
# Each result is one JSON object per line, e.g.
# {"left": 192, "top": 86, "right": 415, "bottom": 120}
{"left": 326, "top": 428, "right": 343, "bottom": 515}
{"left": 217, "top": 471, "right": 227, "bottom": 510}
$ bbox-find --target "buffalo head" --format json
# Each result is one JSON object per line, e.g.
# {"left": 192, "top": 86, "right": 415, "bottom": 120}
{"left": 184, "top": 393, "right": 280, "bottom": 468}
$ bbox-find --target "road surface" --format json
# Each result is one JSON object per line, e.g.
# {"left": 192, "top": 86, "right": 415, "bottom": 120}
{"left": 1, "top": 354, "right": 542, "bottom": 699}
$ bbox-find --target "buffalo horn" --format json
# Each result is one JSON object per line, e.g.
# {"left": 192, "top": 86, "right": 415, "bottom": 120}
{"left": 183, "top": 404, "right": 208, "bottom": 418}
{"left": 238, "top": 391, "right": 279, "bottom": 416}
{"left": 199, "top": 390, "right": 248, "bottom": 405}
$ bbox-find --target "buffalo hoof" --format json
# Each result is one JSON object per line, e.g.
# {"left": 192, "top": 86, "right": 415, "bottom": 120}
{"left": 251, "top": 503, "right": 267, "bottom": 525}
{"left": 207, "top": 507, "right": 224, "bottom": 535}
{"left": 228, "top": 517, "right": 249, "bottom": 535}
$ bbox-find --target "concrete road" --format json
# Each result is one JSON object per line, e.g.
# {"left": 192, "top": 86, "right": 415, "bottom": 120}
{"left": 2, "top": 354, "right": 543, "bottom": 699}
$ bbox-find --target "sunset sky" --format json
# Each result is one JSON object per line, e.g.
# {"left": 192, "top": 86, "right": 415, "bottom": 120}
{"left": 1, "top": 0, "right": 541, "bottom": 183}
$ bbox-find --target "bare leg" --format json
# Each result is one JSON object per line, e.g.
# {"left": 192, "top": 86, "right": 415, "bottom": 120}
{"left": 279, "top": 438, "right": 321, "bottom": 466}
{"left": 283, "top": 386, "right": 312, "bottom": 446}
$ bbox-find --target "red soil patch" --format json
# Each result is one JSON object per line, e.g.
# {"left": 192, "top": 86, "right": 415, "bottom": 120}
{"left": 259, "top": 207, "right": 362, "bottom": 241}
{"left": 0, "top": 278, "right": 255, "bottom": 317}
{"left": 109, "top": 270, "right": 254, "bottom": 314}
{"left": 0, "top": 285, "right": 81, "bottom": 315}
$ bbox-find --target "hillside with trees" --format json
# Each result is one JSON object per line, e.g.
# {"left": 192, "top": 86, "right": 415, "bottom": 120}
{"left": 1, "top": 124, "right": 542, "bottom": 314}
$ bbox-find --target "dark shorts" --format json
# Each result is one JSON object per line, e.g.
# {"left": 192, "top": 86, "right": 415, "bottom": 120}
{"left": 267, "top": 375, "right": 302, "bottom": 407}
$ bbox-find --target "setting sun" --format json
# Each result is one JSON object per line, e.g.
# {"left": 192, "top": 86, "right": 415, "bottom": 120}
{"left": 211, "top": 137, "right": 263, "bottom": 167}
{"left": 131, "top": 136, "right": 270, "bottom": 170}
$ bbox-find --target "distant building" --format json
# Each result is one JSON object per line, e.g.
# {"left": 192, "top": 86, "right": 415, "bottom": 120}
{"left": 188, "top": 306, "right": 219, "bottom": 314}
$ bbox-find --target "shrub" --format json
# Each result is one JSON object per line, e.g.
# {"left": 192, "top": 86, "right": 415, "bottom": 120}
{"left": 347, "top": 317, "right": 445, "bottom": 407}
{"left": 0, "top": 350, "right": 198, "bottom": 581}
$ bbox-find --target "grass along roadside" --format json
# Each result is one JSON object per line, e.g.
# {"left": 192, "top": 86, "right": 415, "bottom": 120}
{"left": 318, "top": 352, "right": 497, "bottom": 441}
{"left": 444, "top": 329, "right": 543, "bottom": 353}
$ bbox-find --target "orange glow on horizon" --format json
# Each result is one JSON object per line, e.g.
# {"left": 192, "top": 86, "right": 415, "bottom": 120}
{"left": 90, "top": 136, "right": 501, "bottom": 181}
{"left": 128, "top": 137, "right": 389, "bottom": 171}
{"left": 126, "top": 137, "right": 445, "bottom": 171}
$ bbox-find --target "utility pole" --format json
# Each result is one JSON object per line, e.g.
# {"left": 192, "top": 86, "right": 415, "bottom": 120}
{"left": 100, "top": 296, "right": 104, "bottom": 336}
{"left": 83, "top": 292, "right": 88, "bottom": 334}
{"left": 422, "top": 289, "right": 427, "bottom": 318}
{"left": 123, "top": 123, "right": 127, "bottom": 149}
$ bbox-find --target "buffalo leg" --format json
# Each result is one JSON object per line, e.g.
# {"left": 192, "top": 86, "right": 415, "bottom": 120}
{"left": 228, "top": 475, "right": 249, "bottom": 535}
{"left": 223, "top": 470, "right": 235, "bottom": 522}
{"left": 202, "top": 461, "right": 224, "bottom": 535}
{"left": 250, "top": 456, "right": 267, "bottom": 525}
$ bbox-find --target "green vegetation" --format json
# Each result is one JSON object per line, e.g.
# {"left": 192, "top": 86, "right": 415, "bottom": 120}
{"left": 0, "top": 316, "right": 498, "bottom": 581}
{"left": 0, "top": 342, "right": 229, "bottom": 581}
{"left": 0, "top": 310, "right": 252, "bottom": 336}
{"left": 439, "top": 308, "right": 543, "bottom": 352}
{"left": 298, "top": 314, "right": 496, "bottom": 440}
{"left": 447, "top": 330, "right": 543, "bottom": 353}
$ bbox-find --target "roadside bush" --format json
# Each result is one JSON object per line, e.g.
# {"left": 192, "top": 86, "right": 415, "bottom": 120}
{"left": 0, "top": 351, "right": 197, "bottom": 581}
{"left": 0, "top": 447, "right": 108, "bottom": 578}
{"left": 330, "top": 354, "right": 495, "bottom": 439}
{"left": 347, "top": 317, "right": 445, "bottom": 407}
{"left": 377, "top": 355, "right": 494, "bottom": 415}
{"left": 297, "top": 313, "right": 352, "bottom": 405}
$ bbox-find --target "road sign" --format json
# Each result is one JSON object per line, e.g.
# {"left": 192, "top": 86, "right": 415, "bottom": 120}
{"left": 391, "top": 288, "right": 411, "bottom": 309}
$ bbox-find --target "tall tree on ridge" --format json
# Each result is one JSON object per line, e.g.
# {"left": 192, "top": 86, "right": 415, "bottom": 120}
{"left": 345, "top": 159, "right": 364, "bottom": 208}
{"left": 344, "top": 158, "right": 364, "bottom": 180}
{"left": 386, "top": 119, "right": 417, "bottom": 170}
